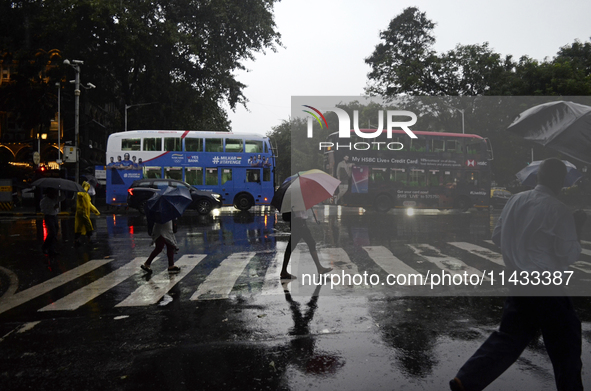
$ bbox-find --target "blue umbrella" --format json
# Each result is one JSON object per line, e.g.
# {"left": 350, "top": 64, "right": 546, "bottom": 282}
{"left": 145, "top": 186, "right": 193, "bottom": 224}
{"left": 516, "top": 160, "right": 583, "bottom": 188}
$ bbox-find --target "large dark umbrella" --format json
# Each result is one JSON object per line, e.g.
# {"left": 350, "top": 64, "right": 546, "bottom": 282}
{"left": 144, "top": 186, "right": 193, "bottom": 224}
{"left": 31, "top": 177, "right": 84, "bottom": 192}
{"left": 507, "top": 100, "right": 591, "bottom": 164}
{"left": 516, "top": 160, "right": 583, "bottom": 188}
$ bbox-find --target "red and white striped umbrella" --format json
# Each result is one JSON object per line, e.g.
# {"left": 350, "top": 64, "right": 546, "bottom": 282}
{"left": 271, "top": 169, "right": 340, "bottom": 213}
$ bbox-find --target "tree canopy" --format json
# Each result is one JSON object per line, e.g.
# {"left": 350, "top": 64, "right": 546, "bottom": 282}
{"left": 0, "top": 0, "right": 282, "bottom": 132}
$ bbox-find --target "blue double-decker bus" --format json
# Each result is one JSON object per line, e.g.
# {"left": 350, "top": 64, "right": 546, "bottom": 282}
{"left": 106, "top": 130, "right": 275, "bottom": 211}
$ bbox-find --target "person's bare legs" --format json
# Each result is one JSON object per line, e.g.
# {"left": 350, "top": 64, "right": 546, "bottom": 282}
{"left": 309, "top": 248, "right": 332, "bottom": 274}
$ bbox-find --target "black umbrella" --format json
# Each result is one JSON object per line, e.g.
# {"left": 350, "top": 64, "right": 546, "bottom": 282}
{"left": 81, "top": 174, "right": 98, "bottom": 187}
{"left": 31, "top": 177, "right": 84, "bottom": 192}
{"left": 145, "top": 186, "right": 193, "bottom": 224}
{"left": 507, "top": 100, "right": 591, "bottom": 164}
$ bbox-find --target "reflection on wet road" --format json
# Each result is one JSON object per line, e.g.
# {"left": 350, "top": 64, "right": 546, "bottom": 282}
{"left": 0, "top": 206, "right": 590, "bottom": 390}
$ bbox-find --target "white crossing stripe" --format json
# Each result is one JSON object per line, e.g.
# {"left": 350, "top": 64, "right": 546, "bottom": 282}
{"left": 408, "top": 244, "right": 490, "bottom": 280}
{"left": 581, "top": 240, "right": 591, "bottom": 246}
{"left": 116, "top": 254, "right": 206, "bottom": 307}
{"left": 482, "top": 240, "right": 591, "bottom": 274}
{"left": 190, "top": 252, "right": 256, "bottom": 300}
{"left": 571, "top": 261, "right": 591, "bottom": 274}
{"left": 448, "top": 242, "right": 505, "bottom": 266}
{"left": 362, "top": 246, "right": 422, "bottom": 285}
{"left": 39, "top": 257, "right": 147, "bottom": 311}
{"left": 261, "top": 242, "right": 289, "bottom": 295}
{"left": 0, "top": 259, "right": 114, "bottom": 315}
{"left": 318, "top": 247, "right": 368, "bottom": 289}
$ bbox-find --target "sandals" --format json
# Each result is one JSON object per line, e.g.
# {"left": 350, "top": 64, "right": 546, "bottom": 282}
{"left": 140, "top": 264, "right": 152, "bottom": 273}
{"left": 168, "top": 266, "right": 181, "bottom": 273}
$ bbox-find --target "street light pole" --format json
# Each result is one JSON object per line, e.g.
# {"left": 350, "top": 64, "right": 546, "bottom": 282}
{"left": 56, "top": 82, "right": 61, "bottom": 164}
{"left": 64, "top": 59, "right": 83, "bottom": 184}
{"left": 125, "top": 102, "right": 155, "bottom": 131}
{"left": 443, "top": 103, "right": 465, "bottom": 134}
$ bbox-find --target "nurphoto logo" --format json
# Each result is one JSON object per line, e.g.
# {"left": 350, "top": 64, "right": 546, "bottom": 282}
{"left": 303, "top": 105, "right": 418, "bottom": 151}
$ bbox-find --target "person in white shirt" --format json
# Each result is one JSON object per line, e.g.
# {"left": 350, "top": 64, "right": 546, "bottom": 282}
{"left": 280, "top": 209, "right": 332, "bottom": 279}
{"left": 450, "top": 158, "right": 586, "bottom": 391}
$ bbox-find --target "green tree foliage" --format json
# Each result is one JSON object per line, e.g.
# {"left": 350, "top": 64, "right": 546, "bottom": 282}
{"left": 0, "top": 0, "right": 282, "bottom": 132}
{"left": 363, "top": 6, "right": 591, "bottom": 187}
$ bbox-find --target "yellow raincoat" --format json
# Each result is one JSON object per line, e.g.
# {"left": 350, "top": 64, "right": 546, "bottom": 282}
{"left": 75, "top": 181, "right": 100, "bottom": 235}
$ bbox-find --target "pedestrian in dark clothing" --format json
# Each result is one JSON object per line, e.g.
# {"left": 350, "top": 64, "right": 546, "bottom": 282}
{"left": 280, "top": 210, "right": 332, "bottom": 279}
{"left": 141, "top": 219, "right": 180, "bottom": 274}
{"left": 450, "top": 158, "right": 587, "bottom": 391}
{"left": 40, "top": 188, "right": 65, "bottom": 257}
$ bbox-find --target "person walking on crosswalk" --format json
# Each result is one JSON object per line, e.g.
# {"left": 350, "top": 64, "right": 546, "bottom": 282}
{"left": 74, "top": 181, "right": 100, "bottom": 246}
{"left": 40, "top": 187, "right": 66, "bottom": 257}
{"left": 141, "top": 219, "right": 180, "bottom": 274}
{"left": 450, "top": 158, "right": 587, "bottom": 391}
{"left": 280, "top": 210, "right": 332, "bottom": 280}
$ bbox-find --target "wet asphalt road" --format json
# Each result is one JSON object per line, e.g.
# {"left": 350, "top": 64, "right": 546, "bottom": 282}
{"left": 1, "top": 206, "right": 591, "bottom": 391}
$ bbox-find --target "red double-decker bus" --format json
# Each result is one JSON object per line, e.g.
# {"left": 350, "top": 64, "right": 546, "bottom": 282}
{"left": 323, "top": 129, "right": 493, "bottom": 212}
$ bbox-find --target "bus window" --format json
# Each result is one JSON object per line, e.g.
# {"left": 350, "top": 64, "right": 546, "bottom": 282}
{"left": 225, "top": 139, "right": 243, "bottom": 153}
{"left": 394, "top": 137, "right": 408, "bottom": 151}
{"left": 144, "top": 166, "right": 162, "bottom": 179}
{"left": 205, "top": 139, "right": 223, "bottom": 152}
{"left": 446, "top": 139, "right": 462, "bottom": 154}
{"left": 164, "top": 166, "right": 182, "bottom": 181}
{"left": 164, "top": 137, "right": 182, "bottom": 152}
{"left": 431, "top": 138, "right": 445, "bottom": 152}
{"left": 222, "top": 168, "right": 232, "bottom": 184}
{"left": 144, "top": 138, "right": 162, "bottom": 151}
{"left": 409, "top": 169, "right": 426, "bottom": 187}
{"left": 246, "top": 169, "right": 260, "bottom": 183}
{"left": 263, "top": 168, "right": 271, "bottom": 182}
{"left": 390, "top": 168, "right": 406, "bottom": 185}
{"left": 185, "top": 138, "right": 203, "bottom": 152}
{"left": 410, "top": 138, "right": 426, "bottom": 152}
{"left": 370, "top": 168, "right": 387, "bottom": 183}
{"left": 185, "top": 167, "right": 203, "bottom": 186}
{"left": 206, "top": 168, "right": 218, "bottom": 185}
{"left": 122, "top": 138, "right": 141, "bottom": 151}
{"left": 428, "top": 170, "right": 440, "bottom": 186}
{"left": 245, "top": 140, "right": 263, "bottom": 153}
{"left": 466, "top": 141, "right": 481, "bottom": 156}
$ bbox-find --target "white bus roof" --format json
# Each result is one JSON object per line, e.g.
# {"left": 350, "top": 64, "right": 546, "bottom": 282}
{"left": 108, "top": 130, "right": 268, "bottom": 140}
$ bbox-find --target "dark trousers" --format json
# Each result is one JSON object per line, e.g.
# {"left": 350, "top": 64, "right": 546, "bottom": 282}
{"left": 145, "top": 236, "right": 175, "bottom": 267}
{"left": 42, "top": 215, "right": 59, "bottom": 255}
{"left": 456, "top": 296, "right": 582, "bottom": 390}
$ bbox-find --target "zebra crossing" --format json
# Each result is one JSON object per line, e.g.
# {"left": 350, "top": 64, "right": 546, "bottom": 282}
{"left": 1, "top": 240, "right": 591, "bottom": 315}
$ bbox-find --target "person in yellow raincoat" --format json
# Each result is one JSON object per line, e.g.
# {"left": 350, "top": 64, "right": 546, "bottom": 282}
{"left": 74, "top": 181, "right": 100, "bottom": 246}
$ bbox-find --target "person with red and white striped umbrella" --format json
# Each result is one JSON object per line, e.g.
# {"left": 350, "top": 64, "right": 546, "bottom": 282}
{"left": 271, "top": 169, "right": 339, "bottom": 280}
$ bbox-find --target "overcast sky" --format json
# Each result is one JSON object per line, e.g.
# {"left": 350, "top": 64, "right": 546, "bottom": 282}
{"left": 226, "top": 0, "right": 591, "bottom": 136}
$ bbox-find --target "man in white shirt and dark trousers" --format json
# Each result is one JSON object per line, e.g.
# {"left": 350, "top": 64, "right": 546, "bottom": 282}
{"left": 450, "top": 158, "right": 587, "bottom": 391}
{"left": 40, "top": 188, "right": 66, "bottom": 257}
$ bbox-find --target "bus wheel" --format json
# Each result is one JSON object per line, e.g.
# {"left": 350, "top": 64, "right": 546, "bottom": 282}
{"left": 234, "top": 194, "right": 253, "bottom": 211}
{"left": 454, "top": 197, "right": 472, "bottom": 212}
{"left": 375, "top": 195, "right": 391, "bottom": 213}
{"left": 196, "top": 199, "right": 212, "bottom": 215}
